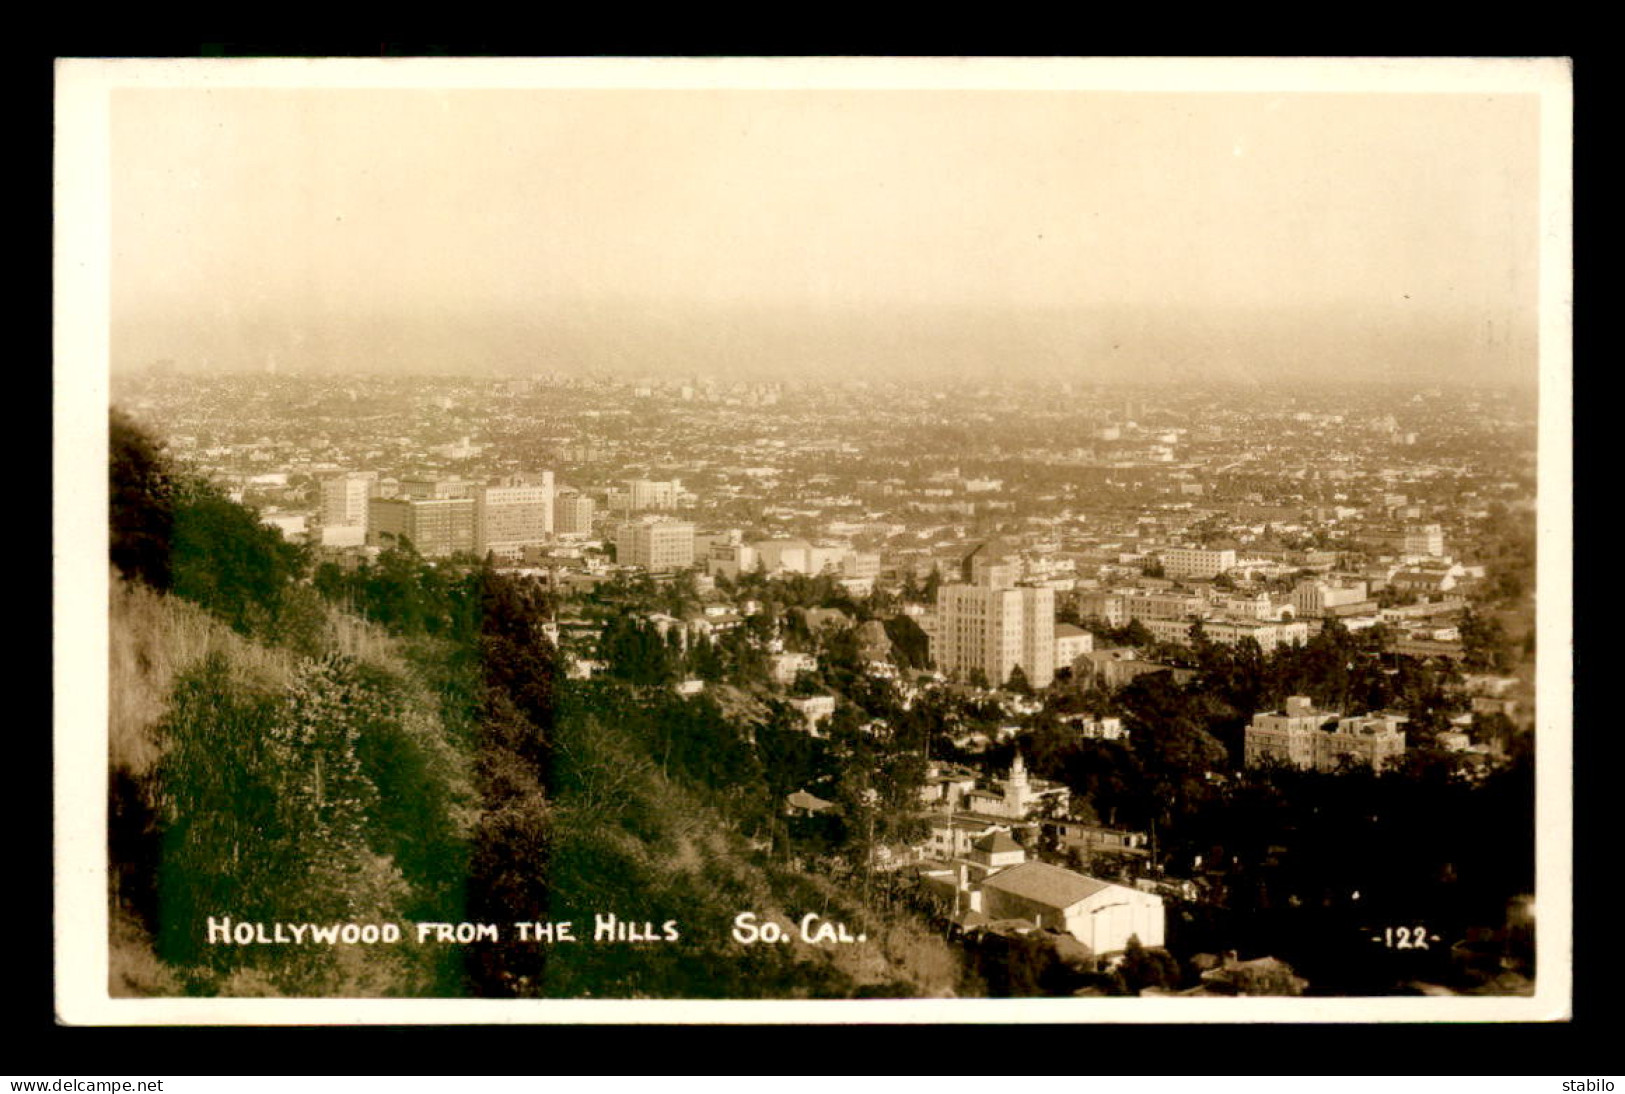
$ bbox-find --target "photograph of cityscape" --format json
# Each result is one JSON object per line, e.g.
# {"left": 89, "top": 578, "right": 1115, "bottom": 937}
{"left": 56, "top": 57, "right": 1572, "bottom": 1022}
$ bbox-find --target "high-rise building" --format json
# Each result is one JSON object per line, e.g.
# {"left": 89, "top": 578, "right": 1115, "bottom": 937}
{"left": 932, "top": 544, "right": 1055, "bottom": 689}
{"left": 476, "top": 474, "right": 554, "bottom": 559}
{"left": 553, "top": 491, "right": 595, "bottom": 536}
{"left": 367, "top": 496, "right": 476, "bottom": 558}
{"left": 614, "top": 517, "right": 696, "bottom": 573}
{"left": 321, "top": 471, "right": 378, "bottom": 529}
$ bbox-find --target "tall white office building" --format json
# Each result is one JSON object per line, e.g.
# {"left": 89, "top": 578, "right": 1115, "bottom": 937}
{"left": 931, "top": 543, "right": 1056, "bottom": 689}
{"left": 476, "top": 473, "right": 555, "bottom": 560}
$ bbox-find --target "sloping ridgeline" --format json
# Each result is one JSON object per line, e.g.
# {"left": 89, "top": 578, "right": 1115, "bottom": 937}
{"left": 107, "top": 410, "right": 959, "bottom": 998}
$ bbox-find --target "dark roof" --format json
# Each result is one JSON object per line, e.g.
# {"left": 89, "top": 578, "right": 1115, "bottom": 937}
{"left": 972, "top": 831, "right": 1025, "bottom": 855}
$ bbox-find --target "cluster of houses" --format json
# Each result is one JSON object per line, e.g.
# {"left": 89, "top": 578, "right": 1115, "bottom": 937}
{"left": 911, "top": 752, "right": 1165, "bottom": 957}
{"left": 787, "top": 746, "right": 1167, "bottom": 958}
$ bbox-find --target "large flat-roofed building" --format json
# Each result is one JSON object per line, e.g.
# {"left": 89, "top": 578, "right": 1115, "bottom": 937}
{"left": 614, "top": 517, "right": 696, "bottom": 572}
{"left": 706, "top": 541, "right": 758, "bottom": 579}
{"left": 1161, "top": 546, "right": 1237, "bottom": 581}
{"left": 754, "top": 538, "right": 812, "bottom": 574}
{"left": 367, "top": 496, "right": 476, "bottom": 557}
{"left": 1292, "top": 578, "right": 1371, "bottom": 618}
{"left": 476, "top": 474, "right": 554, "bottom": 559}
{"left": 1244, "top": 695, "right": 1407, "bottom": 771}
{"left": 398, "top": 476, "right": 476, "bottom": 500}
{"left": 977, "top": 862, "right": 1165, "bottom": 953}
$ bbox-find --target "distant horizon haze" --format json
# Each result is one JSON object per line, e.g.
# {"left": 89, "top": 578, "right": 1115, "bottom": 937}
{"left": 113, "top": 298, "right": 1536, "bottom": 387}
{"left": 108, "top": 81, "right": 1545, "bottom": 388}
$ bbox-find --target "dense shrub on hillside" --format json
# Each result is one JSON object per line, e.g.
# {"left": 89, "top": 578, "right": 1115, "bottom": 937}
{"left": 110, "top": 409, "right": 176, "bottom": 592}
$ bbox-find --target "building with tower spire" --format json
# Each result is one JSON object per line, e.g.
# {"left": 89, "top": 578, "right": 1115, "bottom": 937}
{"left": 957, "top": 750, "right": 1069, "bottom": 821}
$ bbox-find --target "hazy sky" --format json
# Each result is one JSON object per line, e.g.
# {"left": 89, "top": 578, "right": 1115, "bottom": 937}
{"left": 108, "top": 77, "right": 1549, "bottom": 383}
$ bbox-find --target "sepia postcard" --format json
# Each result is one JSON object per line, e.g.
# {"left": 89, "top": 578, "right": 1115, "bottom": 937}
{"left": 54, "top": 56, "right": 1573, "bottom": 1024}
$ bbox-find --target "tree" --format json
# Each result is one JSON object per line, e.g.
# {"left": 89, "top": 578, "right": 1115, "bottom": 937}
{"left": 662, "top": 568, "right": 702, "bottom": 617}
{"left": 110, "top": 409, "right": 175, "bottom": 591}
{"left": 598, "top": 615, "right": 677, "bottom": 687}
{"left": 1119, "top": 934, "right": 1182, "bottom": 994}
{"left": 1006, "top": 664, "right": 1034, "bottom": 696}
{"left": 1122, "top": 619, "right": 1155, "bottom": 649}
{"left": 883, "top": 614, "right": 931, "bottom": 670}
{"left": 1459, "top": 606, "right": 1516, "bottom": 674}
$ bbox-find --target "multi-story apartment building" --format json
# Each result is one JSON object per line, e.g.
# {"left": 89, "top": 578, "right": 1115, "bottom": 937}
{"left": 1204, "top": 618, "right": 1309, "bottom": 653}
{"left": 321, "top": 471, "right": 378, "bottom": 530}
{"left": 1141, "top": 616, "right": 1309, "bottom": 653}
{"left": 1054, "top": 623, "right": 1095, "bottom": 667}
{"left": 609, "top": 478, "right": 683, "bottom": 513}
{"left": 1402, "top": 523, "right": 1446, "bottom": 558}
{"left": 1077, "top": 589, "right": 1206, "bottom": 626}
{"left": 1132, "top": 590, "right": 1208, "bottom": 621}
{"left": 367, "top": 495, "right": 476, "bottom": 557}
{"left": 553, "top": 490, "right": 595, "bottom": 537}
{"left": 1243, "top": 696, "right": 1407, "bottom": 771}
{"left": 475, "top": 474, "right": 554, "bottom": 560}
{"left": 841, "top": 552, "right": 882, "bottom": 582}
{"left": 1076, "top": 590, "right": 1128, "bottom": 627}
{"left": 614, "top": 517, "right": 696, "bottom": 573}
{"left": 932, "top": 547, "right": 1056, "bottom": 689}
{"left": 1160, "top": 546, "right": 1237, "bottom": 581}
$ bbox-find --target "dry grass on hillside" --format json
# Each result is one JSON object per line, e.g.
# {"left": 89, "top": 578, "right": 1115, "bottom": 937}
{"left": 107, "top": 574, "right": 296, "bottom": 777}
